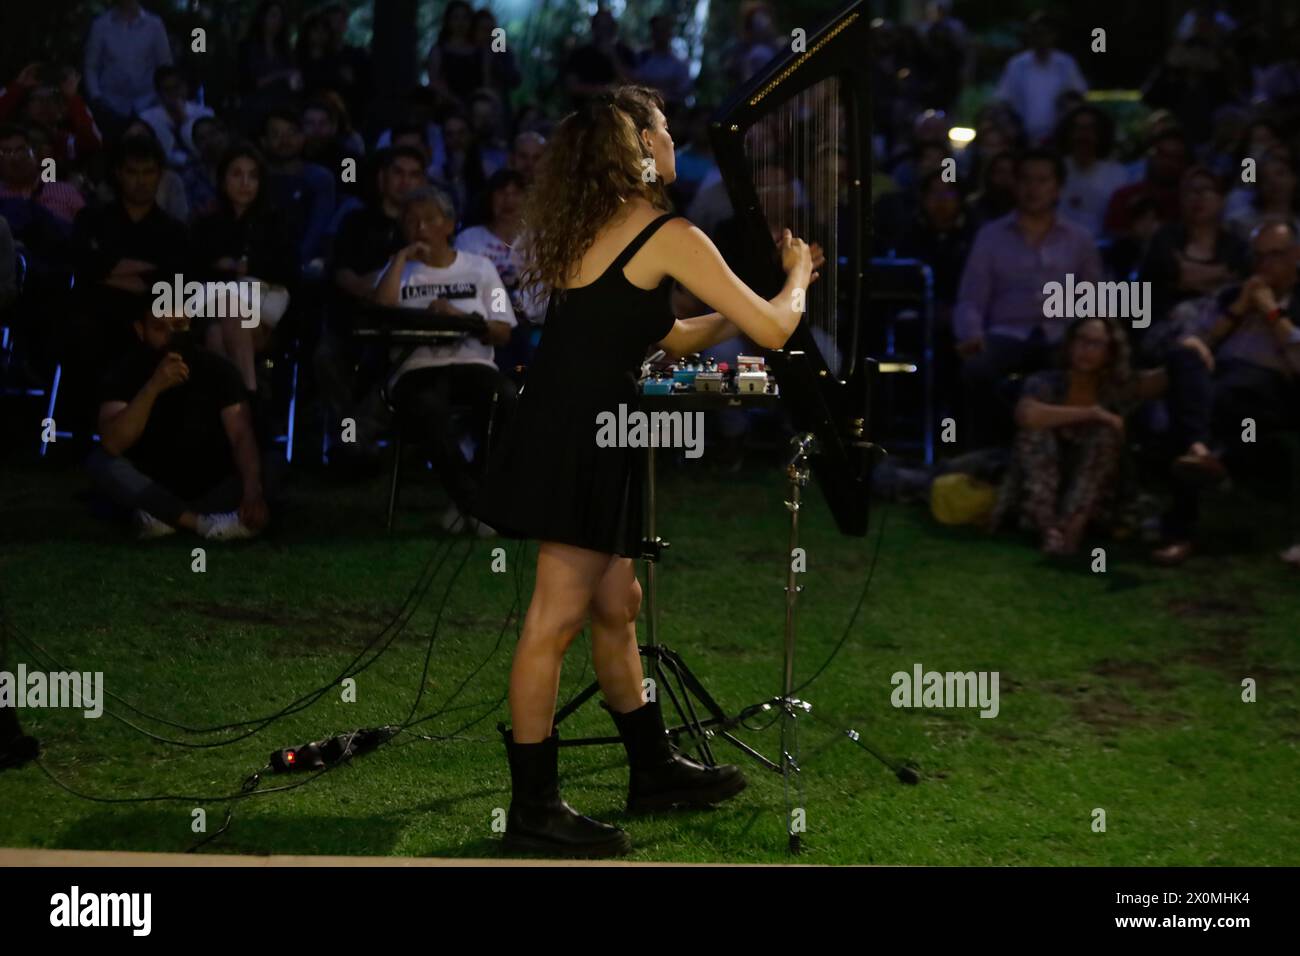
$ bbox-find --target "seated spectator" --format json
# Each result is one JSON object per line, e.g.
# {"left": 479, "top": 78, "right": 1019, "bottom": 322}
{"left": 138, "top": 66, "right": 213, "bottom": 170}
{"left": 259, "top": 110, "right": 336, "bottom": 267}
{"left": 956, "top": 119, "right": 1013, "bottom": 185}
{"left": 330, "top": 146, "right": 427, "bottom": 307}
{"left": 455, "top": 169, "right": 538, "bottom": 370}
{"left": 436, "top": 111, "right": 487, "bottom": 219}
{"left": 954, "top": 149, "right": 1103, "bottom": 447}
{"left": 1104, "top": 129, "right": 1189, "bottom": 237}
{"left": 991, "top": 316, "right": 1164, "bottom": 554}
{"left": 468, "top": 90, "right": 510, "bottom": 177}
{"left": 301, "top": 93, "right": 365, "bottom": 171}
{"left": 316, "top": 145, "right": 427, "bottom": 458}
{"left": 192, "top": 143, "right": 299, "bottom": 394}
{"left": 993, "top": 12, "right": 1087, "bottom": 145}
{"left": 0, "top": 127, "right": 78, "bottom": 371}
{"left": 373, "top": 186, "right": 517, "bottom": 533}
{"left": 1153, "top": 220, "right": 1300, "bottom": 565}
{"left": 964, "top": 149, "right": 1016, "bottom": 232}
{"left": 0, "top": 124, "right": 85, "bottom": 223}
{"left": 0, "top": 63, "right": 102, "bottom": 170}
{"left": 507, "top": 131, "right": 545, "bottom": 187}
{"left": 1105, "top": 194, "right": 1165, "bottom": 283}
{"left": 876, "top": 138, "right": 949, "bottom": 251}
{"left": 895, "top": 169, "right": 974, "bottom": 308}
{"left": 72, "top": 133, "right": 189, "bottom": 336}
{"left": 181, "top": 115, "right": 230, "bottom": 220}
{"left": 1225, "top": 148, "right": 1300, "bottom": 241}
{"left": 89, "top": 304, "right": 271, "bottom": 541}
{"left": 1055, "top": 105, "right": 1129, "bottom": 239}
{"left": 1221, "top": 120, "right": 1283, "bottom": 221}
{"left": 1195, "top": 105, "right": 1248, "bottom": 180}
{"left": 83, "top": 0, "right": 172, "bottom": 135}
{"left": 94, "top": 122, "right": 189, "bottom": 221}
{"left": 1139, "top": 166, "right": 1246, "bottom": 341}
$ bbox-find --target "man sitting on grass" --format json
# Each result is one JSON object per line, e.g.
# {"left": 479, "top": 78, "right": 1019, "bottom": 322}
{"left": 87, "top": 304, "right": 271, "bottom": 540}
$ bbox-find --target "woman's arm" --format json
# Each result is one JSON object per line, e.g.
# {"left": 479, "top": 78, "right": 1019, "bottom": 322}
{"left": 1015, "top": 397, "right": 1109, "bottom": 430}
{"left": 660, "top": 312, "right": 740, "bottom": 357}
{"left": 655, "top": 220, "right": 811, "bottom": 350}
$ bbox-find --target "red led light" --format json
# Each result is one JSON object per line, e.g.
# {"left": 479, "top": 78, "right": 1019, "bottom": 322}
{"left": 286, "top": 751, "right": 295, "bottom": 763}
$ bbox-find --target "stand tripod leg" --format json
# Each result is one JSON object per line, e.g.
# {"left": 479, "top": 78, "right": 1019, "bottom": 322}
{"left": 781, "top": 434, "right": 815, "bottom": 854}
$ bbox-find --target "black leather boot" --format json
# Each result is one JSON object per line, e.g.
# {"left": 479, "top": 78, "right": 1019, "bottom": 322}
{"left": 609, "top": 699, "right": 747, "bottom": 813}
{"left": 500, "top": 726, "right": 631, "bottom": 858}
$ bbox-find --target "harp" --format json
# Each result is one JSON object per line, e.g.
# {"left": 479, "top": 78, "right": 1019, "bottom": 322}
{"left": 709, "top": 0, "right": 873, "bottom": 536}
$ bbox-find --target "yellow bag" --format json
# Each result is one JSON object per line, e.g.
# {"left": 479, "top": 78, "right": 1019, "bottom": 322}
{"left": 930, "top": 473, "right": 997, "bottom": 526}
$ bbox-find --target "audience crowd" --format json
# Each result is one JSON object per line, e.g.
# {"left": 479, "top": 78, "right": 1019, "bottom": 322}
{"left": 1, "top": 0, "right": 1298, "bottom": 567}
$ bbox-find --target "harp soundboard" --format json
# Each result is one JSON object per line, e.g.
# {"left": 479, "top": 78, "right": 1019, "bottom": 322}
{"left": 709, "top": 0, "right": 874, "bottom": 536}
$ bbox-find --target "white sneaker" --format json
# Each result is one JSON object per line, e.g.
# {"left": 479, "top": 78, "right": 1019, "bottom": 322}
{"left": 1280, "top": 544, "right": 1300, "bottom": 567}
{"left": 133, "top": 510, "right": 176, "bottom": 540}
{"left": 197, "top": 511, "right": 257, "bottom": 541}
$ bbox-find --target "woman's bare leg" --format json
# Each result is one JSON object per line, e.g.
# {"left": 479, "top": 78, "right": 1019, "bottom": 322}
{"left": 588, "top": 557, "right": 645, "bottom": 715}
{"left": 220, "top": 315, "right": 258, "bottom": 392}
{"left": 509, "top": 541, "right": 613, "bottom": 743}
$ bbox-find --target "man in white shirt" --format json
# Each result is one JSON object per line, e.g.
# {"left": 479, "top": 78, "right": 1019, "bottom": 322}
{"left": 138, "top": 66, "right": 213, "bottom": 168}
{"left": 374, "top": 186, "right": 518, "bottom": 533}
{"left": 84, "top": 0, "right": 173, "bottom": 128}
{"left": 994, "top": 12, "right": 1088, "bottom": 145}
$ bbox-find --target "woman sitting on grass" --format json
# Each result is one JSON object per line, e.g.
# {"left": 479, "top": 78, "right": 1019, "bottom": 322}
{"left": 990, "top": 316, "right": 1165, "bottom": 555}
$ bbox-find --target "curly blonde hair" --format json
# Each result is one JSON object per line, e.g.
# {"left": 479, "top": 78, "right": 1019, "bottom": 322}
{"left": 519, "top": 85, "right": 671, "bottom": 297}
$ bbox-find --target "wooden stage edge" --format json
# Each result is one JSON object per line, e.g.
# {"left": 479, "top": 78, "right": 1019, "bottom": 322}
{"left": 0, "top": 847, "right": 813, "bottom": 867}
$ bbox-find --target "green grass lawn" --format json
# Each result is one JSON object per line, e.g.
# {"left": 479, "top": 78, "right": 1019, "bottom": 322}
{"left": 1, "top": 455, "right": 1297, "bottom": 865}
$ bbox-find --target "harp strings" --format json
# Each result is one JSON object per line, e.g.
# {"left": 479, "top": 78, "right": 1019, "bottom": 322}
{"left": 744, "top": 78, "right": 845, "bottom": 377}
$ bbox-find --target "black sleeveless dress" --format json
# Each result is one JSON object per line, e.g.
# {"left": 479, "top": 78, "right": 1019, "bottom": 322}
{"left": 470, "top": 213, "right": 680, "bottom": 557}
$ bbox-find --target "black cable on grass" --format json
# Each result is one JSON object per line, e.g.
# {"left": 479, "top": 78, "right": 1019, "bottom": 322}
{"left": 17, "top": 530, "right": 535, "bottom": 790}
{"left": 790, "top": 498, "right": 891, "bottom": 696}
{"left": 0, "top": 533, "right": 459, "bottom": 746}
{"left": 401, "top": 537, "right": 526, "bottom": 735}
